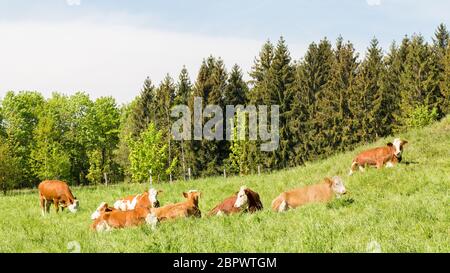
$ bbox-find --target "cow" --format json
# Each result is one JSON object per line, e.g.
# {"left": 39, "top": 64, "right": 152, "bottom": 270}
{"left": 147, "top": 190, "right": 202, "bottom": 228}
{"left": 113, "top": 188, "right": 161, "bottom": 211}
{"left": 90, "top": 205, "right": 154, "bottom": 232}
{"left": 208, "top": 186, "right": 263, "bottom": 216}
{"left": 271, "top": 176, "right": 346, "bottom": 212}
{"left": 38, "top": 180, "right": 79, "bottom": 215}
{"left": 349, "top": 138, "right": 408, "bottom": 175}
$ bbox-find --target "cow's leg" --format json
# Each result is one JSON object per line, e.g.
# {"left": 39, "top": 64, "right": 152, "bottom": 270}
{"left": 359, "top": 165, "right": 365, "bottom": 172}
{"left": 349, "top": 161, "right": 358, "bottom": 176}
{"left": 45, "top": 199, "right": 51, "bottom": 213}
{"left": 376, "top": 160, "right": 383, "bottom": 169}
{"left": 53, "top": 199, "right": 60, "bottom": 213}
{"left": 40, "top": 196, "right": 46, "bottom": 216}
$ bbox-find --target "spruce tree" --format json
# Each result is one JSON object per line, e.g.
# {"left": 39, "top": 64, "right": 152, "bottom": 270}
{"left": 399, "top": 34, "right": 441, "bottom": 127}
{"left": 351, "top": 38, "right": 385, "bottom": 142}
{"left": 224, "top": 64, "right": 248, "bottom": 106}
{"left": 174, "top": 66, "right": 192, "bottom": 180}
{"left": 433, "top": 23, "right": 450, "bottom": 116}
{"left": 314, "top": 36, "right": 359, "bottom": 155}
{"left": 131, "top": 77, "right": 156, "bottom": 138}
{"left": 155, "top": 74, "right": 177, "bottom": 181}
{"left": 265, "top": 36, "right": 295, "bottom": 169}
{"left": 289, "top": 39, "right": 333, "bottom": 163}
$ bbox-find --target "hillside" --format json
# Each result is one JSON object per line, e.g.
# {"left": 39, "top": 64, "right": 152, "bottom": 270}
{"left": 0, "top": 117, "right": 449, "bottom": 253}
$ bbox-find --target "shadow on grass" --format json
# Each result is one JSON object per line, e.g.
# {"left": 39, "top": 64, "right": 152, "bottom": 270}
{"left": 327, "top": 197, "right": 355, "bottom": 209}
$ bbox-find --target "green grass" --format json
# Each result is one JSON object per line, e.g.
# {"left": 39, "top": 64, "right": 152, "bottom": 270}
{"left": 1, "top": 118, "right": 449, "bottom": 253}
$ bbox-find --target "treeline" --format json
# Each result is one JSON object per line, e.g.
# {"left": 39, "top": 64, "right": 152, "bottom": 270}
{"left": 1, "top": 24, "right": 449, "bottom": 192}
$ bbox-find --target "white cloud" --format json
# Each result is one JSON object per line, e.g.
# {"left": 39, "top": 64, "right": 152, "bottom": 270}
{"left": 366, "top": 0, "right": 382, "bottom": 6}
{"left": 66, "top": 0, "right": 81, "bottom": 6}
{"left": 0, "top": 21, "right": 291, "bottom": 103}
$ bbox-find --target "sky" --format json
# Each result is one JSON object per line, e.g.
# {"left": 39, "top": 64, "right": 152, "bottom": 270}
{"left": 0, "top": 0, "right": 449, "bottom": 104}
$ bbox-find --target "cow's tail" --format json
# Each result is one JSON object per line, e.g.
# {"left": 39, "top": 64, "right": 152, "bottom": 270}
{"left": 271, "top": 194, "right": 286, "bottom": 212}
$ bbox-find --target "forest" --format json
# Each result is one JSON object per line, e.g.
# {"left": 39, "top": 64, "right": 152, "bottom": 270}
{"left": 1, "top": 24, "right": 449, "bottom": 193}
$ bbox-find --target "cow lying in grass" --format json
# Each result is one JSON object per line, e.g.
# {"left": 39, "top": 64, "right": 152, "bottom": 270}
{"left": 113, "top": 188, "right": 161, "bottom": 211}
{"left": 90, "top": 202, "right": 154, "bottom": 232}
{"left": 349, "top": 138, "right": 408, "bottom": 175}
{"left": 38, "top": 180, "right": 79, "bottom": 215}
{"left": 147, "top": 190, "right": 202, "bottom": 228}
{"left": 208, "top": 186, "right": 263, "bottom": 216}
{"left": 271, "top": 176, "right": 346, "bottom": 212}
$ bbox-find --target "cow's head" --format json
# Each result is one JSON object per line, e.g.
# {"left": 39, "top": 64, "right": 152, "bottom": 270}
{"left": 390, "top": 138, "right": 408, "bottom": 158}
{"left": 183, "top": 190, "right": 201, "bottom": 205}
{"left": 327, "top": 176, "right": 346, "bottom": 196}
{"left": 68, "top": 198, "right": 79, "bottom": 213}
{"left": 234, "top": 186, "right": 249, "bottom": 208}
{"left": 91, "top": 202, "right": 109, "bottom": 220}
{"left": 148, "top": 188, "right": 162, "bottom": 208}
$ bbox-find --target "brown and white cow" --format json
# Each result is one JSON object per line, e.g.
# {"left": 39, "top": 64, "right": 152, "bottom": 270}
{"left": 271, "top": 176, "right": 346, "bottom": 212}
{"left": 147, "top": 190, "right": 202, "bottom": 228}
{"left": 113, "top": 188, "right": 161, "bottom": 211}
{"left": 38, "top": 180, "right": 79, "bottom": 215}
{"left": 349, "top": 138, "right": 408, "bottom": 175}
{"left": 90, "top": 205, "right": 153, "bottom": 232}
{"left": 208, "top": 186, "right": 263, "bottom": 216}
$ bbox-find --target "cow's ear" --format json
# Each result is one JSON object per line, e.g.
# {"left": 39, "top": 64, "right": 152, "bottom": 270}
{"left": 158, "top": 190, "right": 163, "bottom": 194}
{"left": 183, "top": 192, "right": 188, "bottom": 198}
{"left": 387, "top": 142, "right": 393, "bottom": 147}
{"left": 402, "top": 140, "right": 408, "bottom": 145}
{"left": 325, "top": 178, "right": 333, "bottom": 186}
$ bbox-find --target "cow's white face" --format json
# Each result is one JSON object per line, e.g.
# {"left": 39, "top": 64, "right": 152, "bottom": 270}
{"left": 68, "top": 200, "right": 79, "bottom": 213}
{"left": 91, "top": 202, "right": 107, "bottom": 220}
{"left": 234, "top": 186, "right": 248, "bottom": 208}
{"left": 393, "top": 138, "right": 403, "bottom": 157}
{"left": 331, "top": 176, "right": 346, "bottom": 196}
{"left": 148, "top": 188, "right": 160, "bottom": 208}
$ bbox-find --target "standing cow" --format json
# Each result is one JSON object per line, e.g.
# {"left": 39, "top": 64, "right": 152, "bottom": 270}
{"left": 349, "top": 138, "right": 408, "bottom": 175}
{"left": 38, "top": 180, "right": 79, "bottom": 215}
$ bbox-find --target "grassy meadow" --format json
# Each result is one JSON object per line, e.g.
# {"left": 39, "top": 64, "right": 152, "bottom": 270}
{"left": 0, "top": 117, "right": 449, "bottom": 253}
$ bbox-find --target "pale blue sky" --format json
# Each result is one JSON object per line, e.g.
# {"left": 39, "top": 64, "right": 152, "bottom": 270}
{"left": 0, "top": 0, "right": 449, "bottom": 103}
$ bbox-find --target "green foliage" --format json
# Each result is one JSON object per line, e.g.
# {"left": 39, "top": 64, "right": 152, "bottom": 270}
{"left": 85, "top": 97, "right": 120, "bottom": 184}
{"left": 406, "top": 105, "right": 439, "bottom": 128}
{"left": 128, "top": 123, "right": 176, "bottom": 183}
{"left": 1, "top": 91, "right": 45, "bottom": 188}
{"left": 226, "top": 112, "right": 251, "bottom": 176}
{"left": 0, "top": 139, "right": 20, "bottom": 194}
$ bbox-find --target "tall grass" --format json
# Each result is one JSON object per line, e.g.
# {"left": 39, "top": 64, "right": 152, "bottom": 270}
{"left": 0, "top": 117, "right": 449, "bottom": 253}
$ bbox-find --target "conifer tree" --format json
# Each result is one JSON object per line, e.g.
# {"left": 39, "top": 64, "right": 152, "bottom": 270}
{"left": 155, "top": 74, "right": 177, "bottom": 181}
{"left": 433, "top": 24, "right": 450, "bottom": 115}
{"left": 399, "top": 35, "right": 441, "bottom": 127}
{"left": 289, "top": 39, "right": 333, "bottom": 163}
{"left": 314, "top": 37, "right": 359, "bottom": 155}
{"left": 351, "top": 38, "right": 385, "bottom": 141}
{"left": 264, "top": 36, "right": 295, "bottom": 169}
{"left": 224, "top": 64, "right": 248, "bottom": 106}
{"left": 131, "top": 77, "right": 156, "bottom": 138}
{"left": 173, "top": 66, "right": 192, "bottom": 180}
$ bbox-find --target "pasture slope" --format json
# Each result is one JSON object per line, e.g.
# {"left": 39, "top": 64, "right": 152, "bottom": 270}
{"left": 0, "top": 117, "right": 449, "bottom": 253}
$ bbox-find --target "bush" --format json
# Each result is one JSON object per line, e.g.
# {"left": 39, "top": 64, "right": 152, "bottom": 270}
{"left": 407, "top": 105, "right": 438, "bottom": 128}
